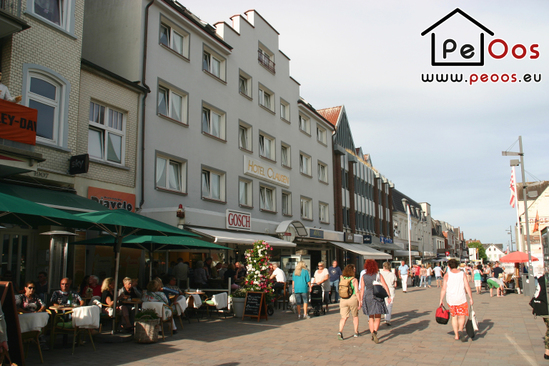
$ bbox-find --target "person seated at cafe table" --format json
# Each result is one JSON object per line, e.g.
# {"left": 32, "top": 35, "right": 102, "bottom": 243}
{"left": 16, "top": 281, "right": 46, "bottom": 313}
{"left": 163, "top": 275, "right": 185, "bottom": 297}
{"left": 269, "top": 262, "right": 287, "bottom": 293}
{"left": 224, "top": 263, "right": 240, "bottom": 290}
{"left": 193, "top": 261, "right": 208, "bottom": 288}
{"left": 83, "top": 275, "right": 102, "bottom": 298}
{"left": 101, "top": 277, "right": 133, "bottom": 332}
{"left": 142, "top": 280, "right": 177, "bottom": 333}
{"left": 36, "top": 272, "right": 49, "bottom": 303}
{"left": 50, "top": 278, "right": 84, "bottom": 306}
{"left": 235, "top": 262, "right": 247, "bottom": 284}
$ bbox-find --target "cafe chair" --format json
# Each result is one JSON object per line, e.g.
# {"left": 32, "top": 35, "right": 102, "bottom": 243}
{"left": 175, "top": 297, "right": 190, "bottom": 328}
{"left": 186, "top": 294, "right": 203, "bottom": 322}
{"left": 50, "top": 305, "right": 100, "bottom": 354}
{"left": 91, "top": 298, "right": 121, "bottom": 332}
{"left": 275, "top": 282, "right": 289, "bottom": 310}
{"left": 142, "top": 302, "right": 173, "bottom": 340}
{"left": 202, "top": 292, "right": 229, "bottom": 319}
{"left": 19, "top": 312, "right": 50, "bottom": 363}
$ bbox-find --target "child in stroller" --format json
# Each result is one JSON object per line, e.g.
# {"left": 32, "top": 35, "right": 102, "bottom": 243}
{"left": 309, "top": 284, "right": 326, "bottom": 316}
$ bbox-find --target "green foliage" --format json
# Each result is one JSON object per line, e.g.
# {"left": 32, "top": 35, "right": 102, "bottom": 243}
{"left": 467, "top": 241, "right": 487, "bottom": 260}
{"left": 135, "top": 308, "right": 159, "bottom": 320}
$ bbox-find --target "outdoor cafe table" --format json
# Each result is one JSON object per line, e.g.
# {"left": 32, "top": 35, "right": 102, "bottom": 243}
{"left": 19, "top": 312, "right": 50, "bottom": 333}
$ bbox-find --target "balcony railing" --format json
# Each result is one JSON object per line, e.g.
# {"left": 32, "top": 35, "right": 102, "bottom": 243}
{"left": 258, "top": 49, "right": 275, "bottom": 74}
{"left": 0, "top": 0, "right": 21, "bottom": 18}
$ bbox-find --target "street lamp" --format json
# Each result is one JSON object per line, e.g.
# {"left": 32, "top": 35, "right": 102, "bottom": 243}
{"left": 502, "top": 135, "right": 535, "bottom": 296}
{"left": 505, "top": 225, "right": 515, "bottom": 252}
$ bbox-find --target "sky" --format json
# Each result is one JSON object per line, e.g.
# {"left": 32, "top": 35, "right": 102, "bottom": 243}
{"left": 184, "top": 0, "right": 549, "bottom": 249}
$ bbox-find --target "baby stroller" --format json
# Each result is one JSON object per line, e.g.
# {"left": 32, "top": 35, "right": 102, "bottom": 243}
{"left": 309, "top": 284, "right": 326, "bottom": 316}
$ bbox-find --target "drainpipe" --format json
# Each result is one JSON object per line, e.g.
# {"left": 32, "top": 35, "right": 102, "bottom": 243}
{"left": 140, "top": 0, "right": 155, "bottom": 210}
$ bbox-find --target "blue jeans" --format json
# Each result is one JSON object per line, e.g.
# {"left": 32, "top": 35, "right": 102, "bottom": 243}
{"left": 427, "top": 275, "right": 432, "bottom": 286}
{"left": 330, "top": 279, "right": 339, "bottom": 301}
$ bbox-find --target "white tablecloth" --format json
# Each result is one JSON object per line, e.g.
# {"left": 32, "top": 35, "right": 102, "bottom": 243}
{"left": 19, "top": 312, "right": 50, "bottom": 333}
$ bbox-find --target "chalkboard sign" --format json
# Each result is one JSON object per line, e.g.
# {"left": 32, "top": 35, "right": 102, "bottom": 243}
{"left": 242, "top": 291, "right": 268, "bottom": 322}
{"left": 0, "top": 281, "right": 24, "bottom": 365}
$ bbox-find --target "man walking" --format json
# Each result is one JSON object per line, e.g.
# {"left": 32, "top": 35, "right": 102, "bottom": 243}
{"left": 434, "top": 263, "right": 443, "bottom": 288}
{"left": 398, "top": 261, "right": 409, "bottom": 293}
{"left": 328, "top": 260, "right": 342, "bottom": 303}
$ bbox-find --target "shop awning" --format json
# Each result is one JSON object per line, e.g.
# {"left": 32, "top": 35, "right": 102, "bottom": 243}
{"left": 0, "top": 182, "right": 107, "bottom": 213}
{"left": 367, "top": 243, "right": 403, "bottom": 251}
{"left": 331, "top": 242, "right": 391, "bottom": 259}
{"left": 190, "top": 228, "right": 296, "bottom": 247}
{"left": 394, "top": 250, "right": 420, "bottom": 257}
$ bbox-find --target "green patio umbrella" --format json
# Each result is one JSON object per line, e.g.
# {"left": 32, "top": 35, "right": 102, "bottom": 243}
{"left": 0, "top": 191, "right": 93, "bottom": 228}
{"left": 74, "top": 209, "right": 195, "bottom": 333}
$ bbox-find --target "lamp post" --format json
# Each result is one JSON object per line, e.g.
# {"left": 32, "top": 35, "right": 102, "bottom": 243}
{"left": 505, "top": 226, "right": 515, "bottom": 252}
{"left": 502, "top": 136, "right": 534, "bottom": 296}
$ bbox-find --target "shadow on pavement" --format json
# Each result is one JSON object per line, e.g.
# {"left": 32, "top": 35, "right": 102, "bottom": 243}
{"left": 379, "top": 319, "right": 430, "bottom": 342}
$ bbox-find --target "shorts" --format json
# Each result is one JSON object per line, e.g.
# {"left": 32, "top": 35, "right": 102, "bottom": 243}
{"left": 474, "top": 280, "right": 481, "bottom": 287}
{"left": 339, "top": 296, "right": 359, "bottom": 318}
{"left": 436, "top": 276, "right": 442, "bottom": 280}
{"left": 449, "top": 302, "right": 468, "bottom": 317}
{"left": 487, "top": 278, "right": 499, "bottom": 289}
{"left": 294, "top": 292, "right": 309, "bottom": 305}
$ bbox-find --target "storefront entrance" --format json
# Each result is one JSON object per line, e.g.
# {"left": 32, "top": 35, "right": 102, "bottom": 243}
{"left": 1, "top": 230, "right": 33, "bottom": 289}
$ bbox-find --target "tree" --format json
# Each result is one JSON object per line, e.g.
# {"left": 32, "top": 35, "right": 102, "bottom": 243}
{"left": 467, "top": 241, "right": 487, "bottom": 260}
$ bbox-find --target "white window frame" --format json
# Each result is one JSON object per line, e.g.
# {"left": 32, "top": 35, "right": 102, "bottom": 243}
{"left": 239, "top": 178, "right": 253, "bottom": 207}
{"left": 317, "top": 124, "right": 327, "bottom": 145}
{"left": 259, "top": 133, "right": 275, "bottom": 161}
{"left": 238, "top": 122, "right": 252, "bottom": 151}
{"left": 299, "top": 153, "right": 312, "bottom": 176}
{"left": 156, "top": 154, "right": 186, "bottom": 193}
{"left": 280, "top": 99, "right": 290, "bottom": 122}
{"left": 281, "top": 143, "right": 290, "bottom": 168}
{"left": 203, "top": 46, "right": 226, "bottom": 81}
{"left": 300, "top": 196, "right": 313, "bottom": 220}
{"left": 260, "top": 185, "right": 276, "bottom": 212}
{"left": 258, "top": 85, "right": 274, "bottom": 112}
{"left": 299, "top": 114, "right": 311, "bottom": 134}
{"left": 239, "top": 70, "right": 252, "bottom": 98}
{"left": 319, "top": 202, "right": 329, "bottom": 223}
{"left": 27, "top": 0, "right": 75, "bottom": 35}
{"left": 318, "top": 161, "right": 328, "bottom": 183}
{"left": 88, "top": 101, "right": 126, "bottom": 165}
{"left": 25, "top": 69, "right": 67, "bottom": 147}
{"left": 157, "top": 84, "right": 187, "bottom": 124}
{"left": 282, "top": 191, "right": 292, "bottom": 216}
{"left": 202, "top": 104, "right": 226, "bottom": 140}
{"left": 159, "top": 20, "right": 189, "bottom": 58}
{"left": 201, "top": 167, "right": 226, "bottom": 202}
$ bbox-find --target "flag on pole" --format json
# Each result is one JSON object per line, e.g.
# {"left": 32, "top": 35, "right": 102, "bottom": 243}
{"left": 509, "top": 167, "right": 517, "bottom": 208}
{"left": 533, "top": 210, "right": 539, "bottom": 233}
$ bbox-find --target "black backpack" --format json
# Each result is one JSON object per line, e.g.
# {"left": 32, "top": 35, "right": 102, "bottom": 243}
{"left": 339, "top": 276, "right": 353, "bottom": 299}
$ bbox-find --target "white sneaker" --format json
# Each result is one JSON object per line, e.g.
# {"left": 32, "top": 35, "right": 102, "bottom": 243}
{"left": 297, "top": 314, "right": 301, "bottom": 319}
{"left": 304, "top": 315, "right": 311, "bottom": 319}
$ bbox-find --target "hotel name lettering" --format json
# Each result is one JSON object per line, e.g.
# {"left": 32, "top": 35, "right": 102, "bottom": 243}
{"left": 244, "top": 157, "right": 290, "bottom": 188}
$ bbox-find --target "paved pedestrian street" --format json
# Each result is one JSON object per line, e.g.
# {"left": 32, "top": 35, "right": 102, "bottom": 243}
{"left": 27, "top": 284, "right": 547, "bottom": 366}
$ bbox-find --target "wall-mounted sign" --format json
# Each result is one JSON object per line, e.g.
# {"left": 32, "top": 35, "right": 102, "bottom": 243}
{"left": 244, "top": 156, "right": 290, "bottom": 188}
{"left": 0, "top": 99, "right": 37, "bottom": 145}
{"left": 88, "top": 187, "right": 135, "bottom": 212}
{"left": 226, "top": 209, "right": 251, "bottom": 231}
{"left": 309, "top": 229, "right": 324, "bottom": 239}
{"left": 363, "top": 235, "right": 372, "bottom": 244}
{"left": 69, "top": 154, "right": 89, "bottom": 175}
{"left": 344, "top": 232, "right": 355, "bottom": 243}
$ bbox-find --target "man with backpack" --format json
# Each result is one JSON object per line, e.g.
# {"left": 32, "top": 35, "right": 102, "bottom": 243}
{"left": 337, "top": 264, "right": 360, "bottom": 340}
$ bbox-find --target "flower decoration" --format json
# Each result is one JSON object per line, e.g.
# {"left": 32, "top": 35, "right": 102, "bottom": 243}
{"left": 238, "top": 240, "right": 274, "bottom": 302}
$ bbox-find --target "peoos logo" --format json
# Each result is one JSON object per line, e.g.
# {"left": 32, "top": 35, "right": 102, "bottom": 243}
{"left": 420, "top": 8, "right": 541, "bottom": 85}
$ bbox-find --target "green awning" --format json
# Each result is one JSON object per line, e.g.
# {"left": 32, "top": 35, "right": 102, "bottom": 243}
{"left": 0, "top": 182, "right": 107, "bottom": 213}
{"left": 72, "top": 235, "right": 230, "bottom": 251}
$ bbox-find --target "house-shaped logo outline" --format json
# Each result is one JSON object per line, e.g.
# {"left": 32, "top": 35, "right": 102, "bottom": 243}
{"left": 421, "top": 8, "right": 494, "bottom": 66}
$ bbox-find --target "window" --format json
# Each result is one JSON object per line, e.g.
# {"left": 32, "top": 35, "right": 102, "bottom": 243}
{"left": 29, "top": 0, "right": 74, "bottom": 34}
{"left": 203, "top": 47, "right": 225, "bottom": 81}
{"left": 88, "top": 101, "right": 125, "bottom": 164}
{"left": 282, "top": 191, "right": 291, "bottom": 215}
{"left": 160, "top": 22, "right": 188, "bottom": 57}
{"left": 156, "top": 155, "right": 186, "bottom": 192}
{"left": 258, "top": 45, "right": 275, "bottom": 73}
{"left": 258, "top": 86, "right": 274, "bottom": 112}
{"left": 280, "top": 99, "right": 290, "bottom": 121}
{"left": 202, "top": 168, "right": 225, "bottom": 201}
{"left": 317, "top": 125, "right": 327, "bottom": 144}
{"left": 299, "top": 114, "right": 310, "bottom": 134}
{"left": 27, "top": 71, "right": 65, "bottom": 146}
{"left": 260, "top": 185, "right": 276, "bottom": 212}
{"left": 158, "top": 85, "right": 186, "bottom": 123}
{"left": 318, "top": 161, "right": 328, "bottom": 183}
{"left": 239, "top": 178, "right": 252, "bottom": 207}
{"left": 239, "top": 123, "right": 252, "bottom": 151}
{"left": 300, "top": 153, "right": 311, "bottom": 176}
{"left": 239, "top": 71, "right": 252, "bottom": 98}
{"left": 259, "top": 133, "right": 274, "bottom": 160}
{"left": 300, "top": 197, "right": 312, "bottom": 220}
{"left": 202, "top": 106, "right": 225, "bottom": 140}
{"left": 319, "top": 202, "right": 329, "bottom": 223}
{"left": 281, "top": 143, "right": 290, "bottom": 168}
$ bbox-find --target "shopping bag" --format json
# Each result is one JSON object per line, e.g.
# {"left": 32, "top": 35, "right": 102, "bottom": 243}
{"left": 435, "top": 305, "right": 449, "bottom": 324}
{"left": 471, "top": 309, "right": 479, "bottom": 332}
{"left": 373, "top": 274, "right": 388, "bottom": 299}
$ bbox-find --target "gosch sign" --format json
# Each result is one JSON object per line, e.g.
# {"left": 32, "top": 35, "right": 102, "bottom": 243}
{"left": 226, "top": 209, "right": 251, "bottom": 231}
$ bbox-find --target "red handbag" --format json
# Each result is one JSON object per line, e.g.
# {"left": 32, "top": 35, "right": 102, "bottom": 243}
{"left": 436, "top": 305, "right": 450, "bottom": 324}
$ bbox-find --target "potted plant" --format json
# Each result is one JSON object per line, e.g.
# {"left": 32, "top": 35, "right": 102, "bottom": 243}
{"left": 134, "top": 308, "right": 160, "bottom": 343}
{"left": 230, "top": 288, "right": 247, "bottom": 317}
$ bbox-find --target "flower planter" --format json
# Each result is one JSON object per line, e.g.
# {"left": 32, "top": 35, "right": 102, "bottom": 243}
{"left": 231, "top": 297, "right": 245, "bottom": 318}
{"left": 134, "top": 318, "right": 160, "bottom": 343}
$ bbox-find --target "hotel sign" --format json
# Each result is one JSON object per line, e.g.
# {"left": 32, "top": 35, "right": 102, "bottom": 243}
{"left": 244, "top": 156, "right": 290, "bottom": 188}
